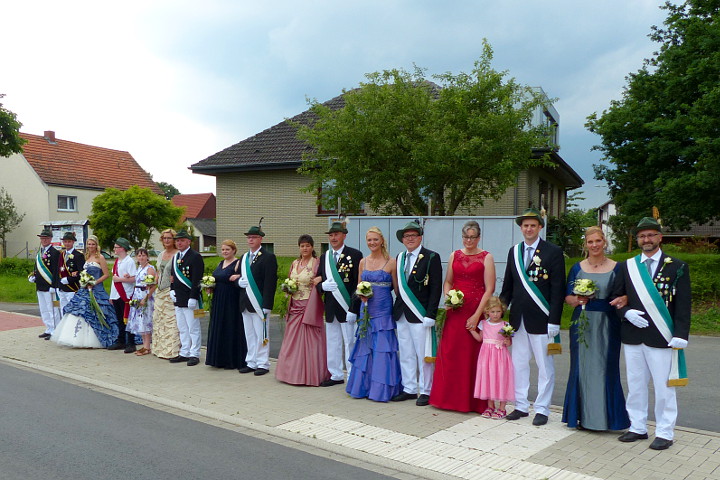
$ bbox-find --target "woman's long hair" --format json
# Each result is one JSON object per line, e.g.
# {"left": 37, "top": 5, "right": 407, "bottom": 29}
{"left": 366, "top": 226, "right": 389, "bottom": 260}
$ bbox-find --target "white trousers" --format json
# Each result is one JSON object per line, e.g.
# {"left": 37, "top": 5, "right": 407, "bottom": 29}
{"left": 37, "top": 289, "right": 60, "bottom": 334}
{"left": 325, "top": 318, "right": 356, "bottom": 381}
{"left": 623, "top": 344, "right": 677, "bottom": 440}
{"left": 58, "top": 290, "right": 75, "bottom": 313}
{"left": 511, "top": 320, "right": 555, "bottom": 416}
{"left": 243, "top": 310, "right": 270, "bottom": 370}
{"left": 175, "top": 307, "right": 201, "bottom": 358}
{"left": 396, "top": 315, "right": 434, "bottom": 395}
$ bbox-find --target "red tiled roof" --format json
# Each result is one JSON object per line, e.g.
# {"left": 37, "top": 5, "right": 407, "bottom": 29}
{"left": 171, "top": 193, "right": 216, "bottom": 221}
{"left": 18, "top": 132, "right": 162, "bottom": 195}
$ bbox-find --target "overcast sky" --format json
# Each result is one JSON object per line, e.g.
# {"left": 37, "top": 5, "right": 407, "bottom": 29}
{"left": 1, "top": 0, "right": 667, "bottom": 210}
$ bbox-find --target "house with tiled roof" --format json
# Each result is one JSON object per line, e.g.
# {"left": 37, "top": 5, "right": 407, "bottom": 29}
{"left": 171, "top": 193, "right": 217, "bottom": 251}
{"left": 1, "top": 130, "right": 161, "bottom": 257}
{"left": 191, "top": 92, "right": 583, "bottom": 256}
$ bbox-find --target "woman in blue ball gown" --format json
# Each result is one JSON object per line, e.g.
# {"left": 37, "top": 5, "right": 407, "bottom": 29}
{"left": 346, "top": 227, "right": 402, "bottom": 402}
{"left": 52, "top": 235, "right": 119, "bottom": 348}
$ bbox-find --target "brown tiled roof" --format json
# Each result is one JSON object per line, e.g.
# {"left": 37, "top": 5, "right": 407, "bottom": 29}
{"left": 171, "top": 193, "right": 216, "bottom": 221}
{"left": 18, "top": 132, "right": 162, "bottom": 194}
{"left": 191, "top": 94, "right": 345, "bottom": 173}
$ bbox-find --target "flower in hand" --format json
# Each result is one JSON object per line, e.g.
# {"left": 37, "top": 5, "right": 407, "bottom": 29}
{"left": 444, "top": 289, "right": 464, "bottom": 309}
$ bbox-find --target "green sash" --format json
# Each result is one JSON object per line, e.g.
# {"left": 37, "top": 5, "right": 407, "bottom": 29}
{"left": 173, "top": 252, "right": 192, "bottom": 289}
{"left": 241, "top": 251, "right": 265, "bottom": 316}
{"left": 324, "top": 251, "right": 351, "bottom": 311}
{"left": 36, "top": 248, "right": 53, "bottom": 284}
{"left": 396, "top": 252, "right": 427, "bottom": 320}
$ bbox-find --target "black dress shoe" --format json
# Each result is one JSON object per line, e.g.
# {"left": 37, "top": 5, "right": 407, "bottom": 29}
{"left": 254, "top": 368, "right": 269, "bottom": 376}
{"left": 186, "top": 357, "right": 199, "bottom": 366}
{"left": 238, "top": 366, "right": 256, "bottom": 374}
{"left": 44, "top": 335, "right": 51, "bottom": 340}
{"left": 649, "top": 437, "right": 673, "bottom": 450}
{"left": 505, "top": 409, "right": 529, "bottom": 421}
{"left": 415, "top": 394, "right": 430, "bottom": 406}
{"left": 319, "top": 379, "right": 344, "bottom": 387}
{"left": 123, "top": 344, "right": 137, "bottom": 354}
{"left": 107, "top": 342, "right": 126, "bottom": 351}
{"left": 390, "top": 392, "right": 418, "bottom": 402}
{"left": 532, "top": 413, "right": 548, "bottom": 426}
{"left": 618, "top": 431, "right": 649, "bottom": 442}
{"left": 169, "top": 355, "right": 189, "bottom": 363}
{"left": 39, "top": 333, "right": 51, "bottom": 338}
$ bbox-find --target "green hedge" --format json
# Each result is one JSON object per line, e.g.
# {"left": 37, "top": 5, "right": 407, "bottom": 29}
{"left": 0, "top": 258, "right": 34, "bottom": 277}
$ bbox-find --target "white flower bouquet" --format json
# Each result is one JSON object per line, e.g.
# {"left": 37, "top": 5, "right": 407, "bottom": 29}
{"left": 444, "top": 289, "right": 464, "bottom": 309}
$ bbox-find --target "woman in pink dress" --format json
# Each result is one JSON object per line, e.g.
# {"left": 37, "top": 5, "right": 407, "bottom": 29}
{"left": 275, "top": 235, "right": 331, "bottom": 386}
{"left": 471, "top": 297, "right": 514, "bottom": 418}
{"left": 430, "top": 220, "right": 496, "bottom": 413}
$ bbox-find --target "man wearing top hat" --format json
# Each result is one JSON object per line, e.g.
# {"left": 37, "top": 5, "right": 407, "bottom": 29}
{"left": 500, "top": 208, "right": 565, "bottom": 426}
{"left": 610, "top": 217, "right": 690, "bottom": 450}
{"left": 56, "top": 231, "right": 85, "bottom": 312}
{"left": 169, "top": 229, "right": 205, "bottom": 366}
{"left": 316, "top": 221, "right": 362, "bottom": 387}
{"left": 391, "top": 221, "right": 443, "bottom": 406}
{"left": 29, "top": 228, "right": 61, "bottom": 339}
{"left": 108, "top": 237, "right": 137, "bottom": 353}
{"left": 237, "top": 224, "right": 278, "bottom": 376}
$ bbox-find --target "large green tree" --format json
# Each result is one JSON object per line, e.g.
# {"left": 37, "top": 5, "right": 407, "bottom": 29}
{"left": 588, "top": 0, "right": 720, "bottom": 230}
{"left": 89, "top": 186, "right": 184, "bottom": 250}
{"left": 296, "top": 41, "right": 553, "bottom": 216}
{"left": 0, "top": 187, "right": 25, "bottom": 257}
{"left": 0, "top": 94, "right": 26, "bottom": 157}
{"left": 157, "top": 181, "right": 181, "bottom": 200}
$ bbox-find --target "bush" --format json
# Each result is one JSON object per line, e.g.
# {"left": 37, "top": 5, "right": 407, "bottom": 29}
{"left": 0, "top": 258, "right": 34, "bottom": 276}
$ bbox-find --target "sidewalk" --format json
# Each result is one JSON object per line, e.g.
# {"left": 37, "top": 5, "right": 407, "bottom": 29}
{"left": 1, "top": 310, "right": 718, "bottom": 480}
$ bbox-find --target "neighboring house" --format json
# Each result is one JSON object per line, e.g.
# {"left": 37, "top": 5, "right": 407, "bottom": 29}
{"left": 191, "top": 92, "right": 583, "bottom": 256}
{"left": 1, "top": 130, "right": 161, "bottom": 257}
{"left": 597, "top": 199, "right": 617, "bottom": 253}
{"left": 171, "top": 193, "right": 217, "bottom": 251}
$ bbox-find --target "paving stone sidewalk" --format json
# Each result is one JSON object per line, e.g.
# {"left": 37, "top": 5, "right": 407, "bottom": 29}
{"left": 1, "top": 310, "right": 718, "bottom": 480}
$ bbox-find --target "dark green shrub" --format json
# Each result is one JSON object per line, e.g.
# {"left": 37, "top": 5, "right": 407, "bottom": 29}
{"left": 0, "top": 258, "right": 34, "bottom": 277}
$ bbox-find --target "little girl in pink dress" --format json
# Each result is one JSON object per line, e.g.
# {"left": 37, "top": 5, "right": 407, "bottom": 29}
{"left": 471, "top": 296, "right": 515, "bottom": 419}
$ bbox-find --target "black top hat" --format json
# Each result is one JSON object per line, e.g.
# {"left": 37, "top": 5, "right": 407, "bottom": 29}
{"left": 37, "top": 228, "right": 53, "bottom": 238}
{"left": 62, "top": 231, "right": 77, "bottom": 241}
{"left": 515, "top": 208, "right": 545, "bottom": 227}
{"left": 325, "top": 221, "right": 348, "bottom": 235}
{"left": 396, "top": 221, "right": 423, "bottom": 242}
{"left": 174, "top": 229, "right": 193, "bottom": 240}
{"left": 634, "top": 216, "right": 662, "bottom": 234}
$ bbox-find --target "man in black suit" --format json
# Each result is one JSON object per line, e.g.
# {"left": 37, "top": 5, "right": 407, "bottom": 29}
{"left": 392, "top": 221, "right": 443, "bottom": 406}
{"left": 237, "top": 225, "right": 278, "bottom": 376}
{"left": 170, "top": 229, "right": 205, "bottom": 366}
{"left": 611, "top": 217, "right": 690, "bottom": 450}
{"left": 57, "top": 231, "right": 85, "bottom": 312}
{"left": 316, "top": 221, "right": 362, "bottom": 387}
{"left": 500, "top": 208, "right": 565, "bottom": 426}
{"left": 30, "top": 228, "right": 61, "bottom": 340}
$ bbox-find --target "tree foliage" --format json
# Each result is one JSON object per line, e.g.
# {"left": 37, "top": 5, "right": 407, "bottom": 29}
{"left": 546, "top": 191, "right": 597, "bottom": 256}
{"left": 88, "top": 186, "right": 184, "bottom": 250}
{"left": 157, "top": 181, "right": 181, "bottom": 200}
{"left": 296, "top": 41, "right": 553, "bottom": 216}
{"left": 0, "top": 94, "right": 26, "bottom": 158}
{"left": 0, "top": 187, "right": 25, "bottom": 257}
{"left": 588, "top": 1, "right": 720, "bottom": 230}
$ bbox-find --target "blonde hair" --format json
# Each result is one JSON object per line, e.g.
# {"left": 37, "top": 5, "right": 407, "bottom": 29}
{"left": 221, "top": 239, "right": 238, "bottom": 253}
{"left": 484, "top": 296, "right": 507, "bottom": 315}
{"left": 85, "top": 235, "right": 100, "bottom": 259}
{"left": 366, "top": 226, "right": 389, "bottom": 259}
{"left": 583, "top": 226, "right": 607, "bottom": 257}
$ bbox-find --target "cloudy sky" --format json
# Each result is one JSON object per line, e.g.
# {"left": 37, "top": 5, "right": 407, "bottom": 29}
{"left": 2, "top": 0, "right": 667, "bottom": 209}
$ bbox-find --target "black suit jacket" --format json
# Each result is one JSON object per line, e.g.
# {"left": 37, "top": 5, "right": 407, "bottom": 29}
{"left": 34, "top": 246, "right": 60, "bottom": 292}
{"left": 58, "top": 249, "right": 86, "bottom": 293}
{"left": 611, "top": 252, "right": 690, "bottom": 348}
{"left": 238, "top": 246, "right": 278, "bottom": 313}
{"left": 499, "top": 239, "right": 565, "bottom": 334}
{"left": 392, "top": 247, "right": 443, "bottom": 323}
{"left": 171, "top": 248, "right": 204, "bottom": 308}
{"left": 317, "top": 246, "right": 363, "bottom": 322}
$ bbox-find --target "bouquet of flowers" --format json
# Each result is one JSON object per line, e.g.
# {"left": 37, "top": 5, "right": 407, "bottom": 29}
{"left": 281, "top": 278, "right": 298, "bottom": 295}
{"left": 143, "top": 274, "right": 156, "bottom": 285}
{"left": 79, "top": 270, "right": 96, "bottom": 288}
{"left": 444, "top": 289, "right": 464, "bottom": 309}
{"left": 571, "top": 278, "right": 598, "bottom": 347}
{"left": 355, "top": 281, "right": 373, "bottom": 298}
{"left": 499, "top": 322, "right": 515, "bottom": 338}
{"left": 79, "top": 268, "right": 108, "bottom": 328}
{"left": 200, "top": 275, "right": 216, "bottom": 289}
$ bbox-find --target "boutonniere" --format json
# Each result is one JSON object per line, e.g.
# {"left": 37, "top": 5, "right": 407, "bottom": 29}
{"left": 67, "top": 253, "right": 74, "bottom": 260}
{"left": 533, "top": 255, "right": 541, "bottom": 266}
{"left": 418, "top": 253, "right": 424, "bottom": 261}
{"left": 664, "top": 257, "right": 672, "bottom": 265}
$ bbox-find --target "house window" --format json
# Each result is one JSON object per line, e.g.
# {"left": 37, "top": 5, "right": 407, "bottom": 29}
{"left": 57, "top": 195, "right": 78, "bottom": 212}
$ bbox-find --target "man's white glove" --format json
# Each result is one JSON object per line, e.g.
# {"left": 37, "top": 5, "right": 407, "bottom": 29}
{"left": 169, "top": 290, "right": 177, "bottom": 302}
{"left": 238, "top": 277, "right": 249, "bottom": 288}
{"left": 321, "top": 279, "right": 338, "bottom": 292}
{"left": 345, "top": 312, "right": 358, "bottom": 324}
{"left": 28, "top": 275, "right": 36, "bottom": 283}
{"left": 625, "top": 309, "right": 648, "bottom": 328}
{"left": 188, "top": 299, "right": 198, "bottom": 310}
{"left": 60, "top": 277, "right": 69, "bottom": 285}
{"left": 547, "top": 324, "right": 560, "bottom": 339}
{"left": 668, "top": 337, "right": 688, "bottom": 349}
{"left": 422, "top": 317, "right": 436, "bottom": 328}
{"left": 263, "top": 308, "right": 271, "bottom": 318}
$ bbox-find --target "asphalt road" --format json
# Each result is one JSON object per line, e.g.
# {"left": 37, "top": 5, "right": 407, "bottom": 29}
{"left": 0, "top": 362, "right": 394, "bottom": 480}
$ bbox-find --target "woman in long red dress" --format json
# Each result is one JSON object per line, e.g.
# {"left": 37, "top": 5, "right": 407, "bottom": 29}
{"left": 430, "top": 220, "right": 496, "bottom": 413}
